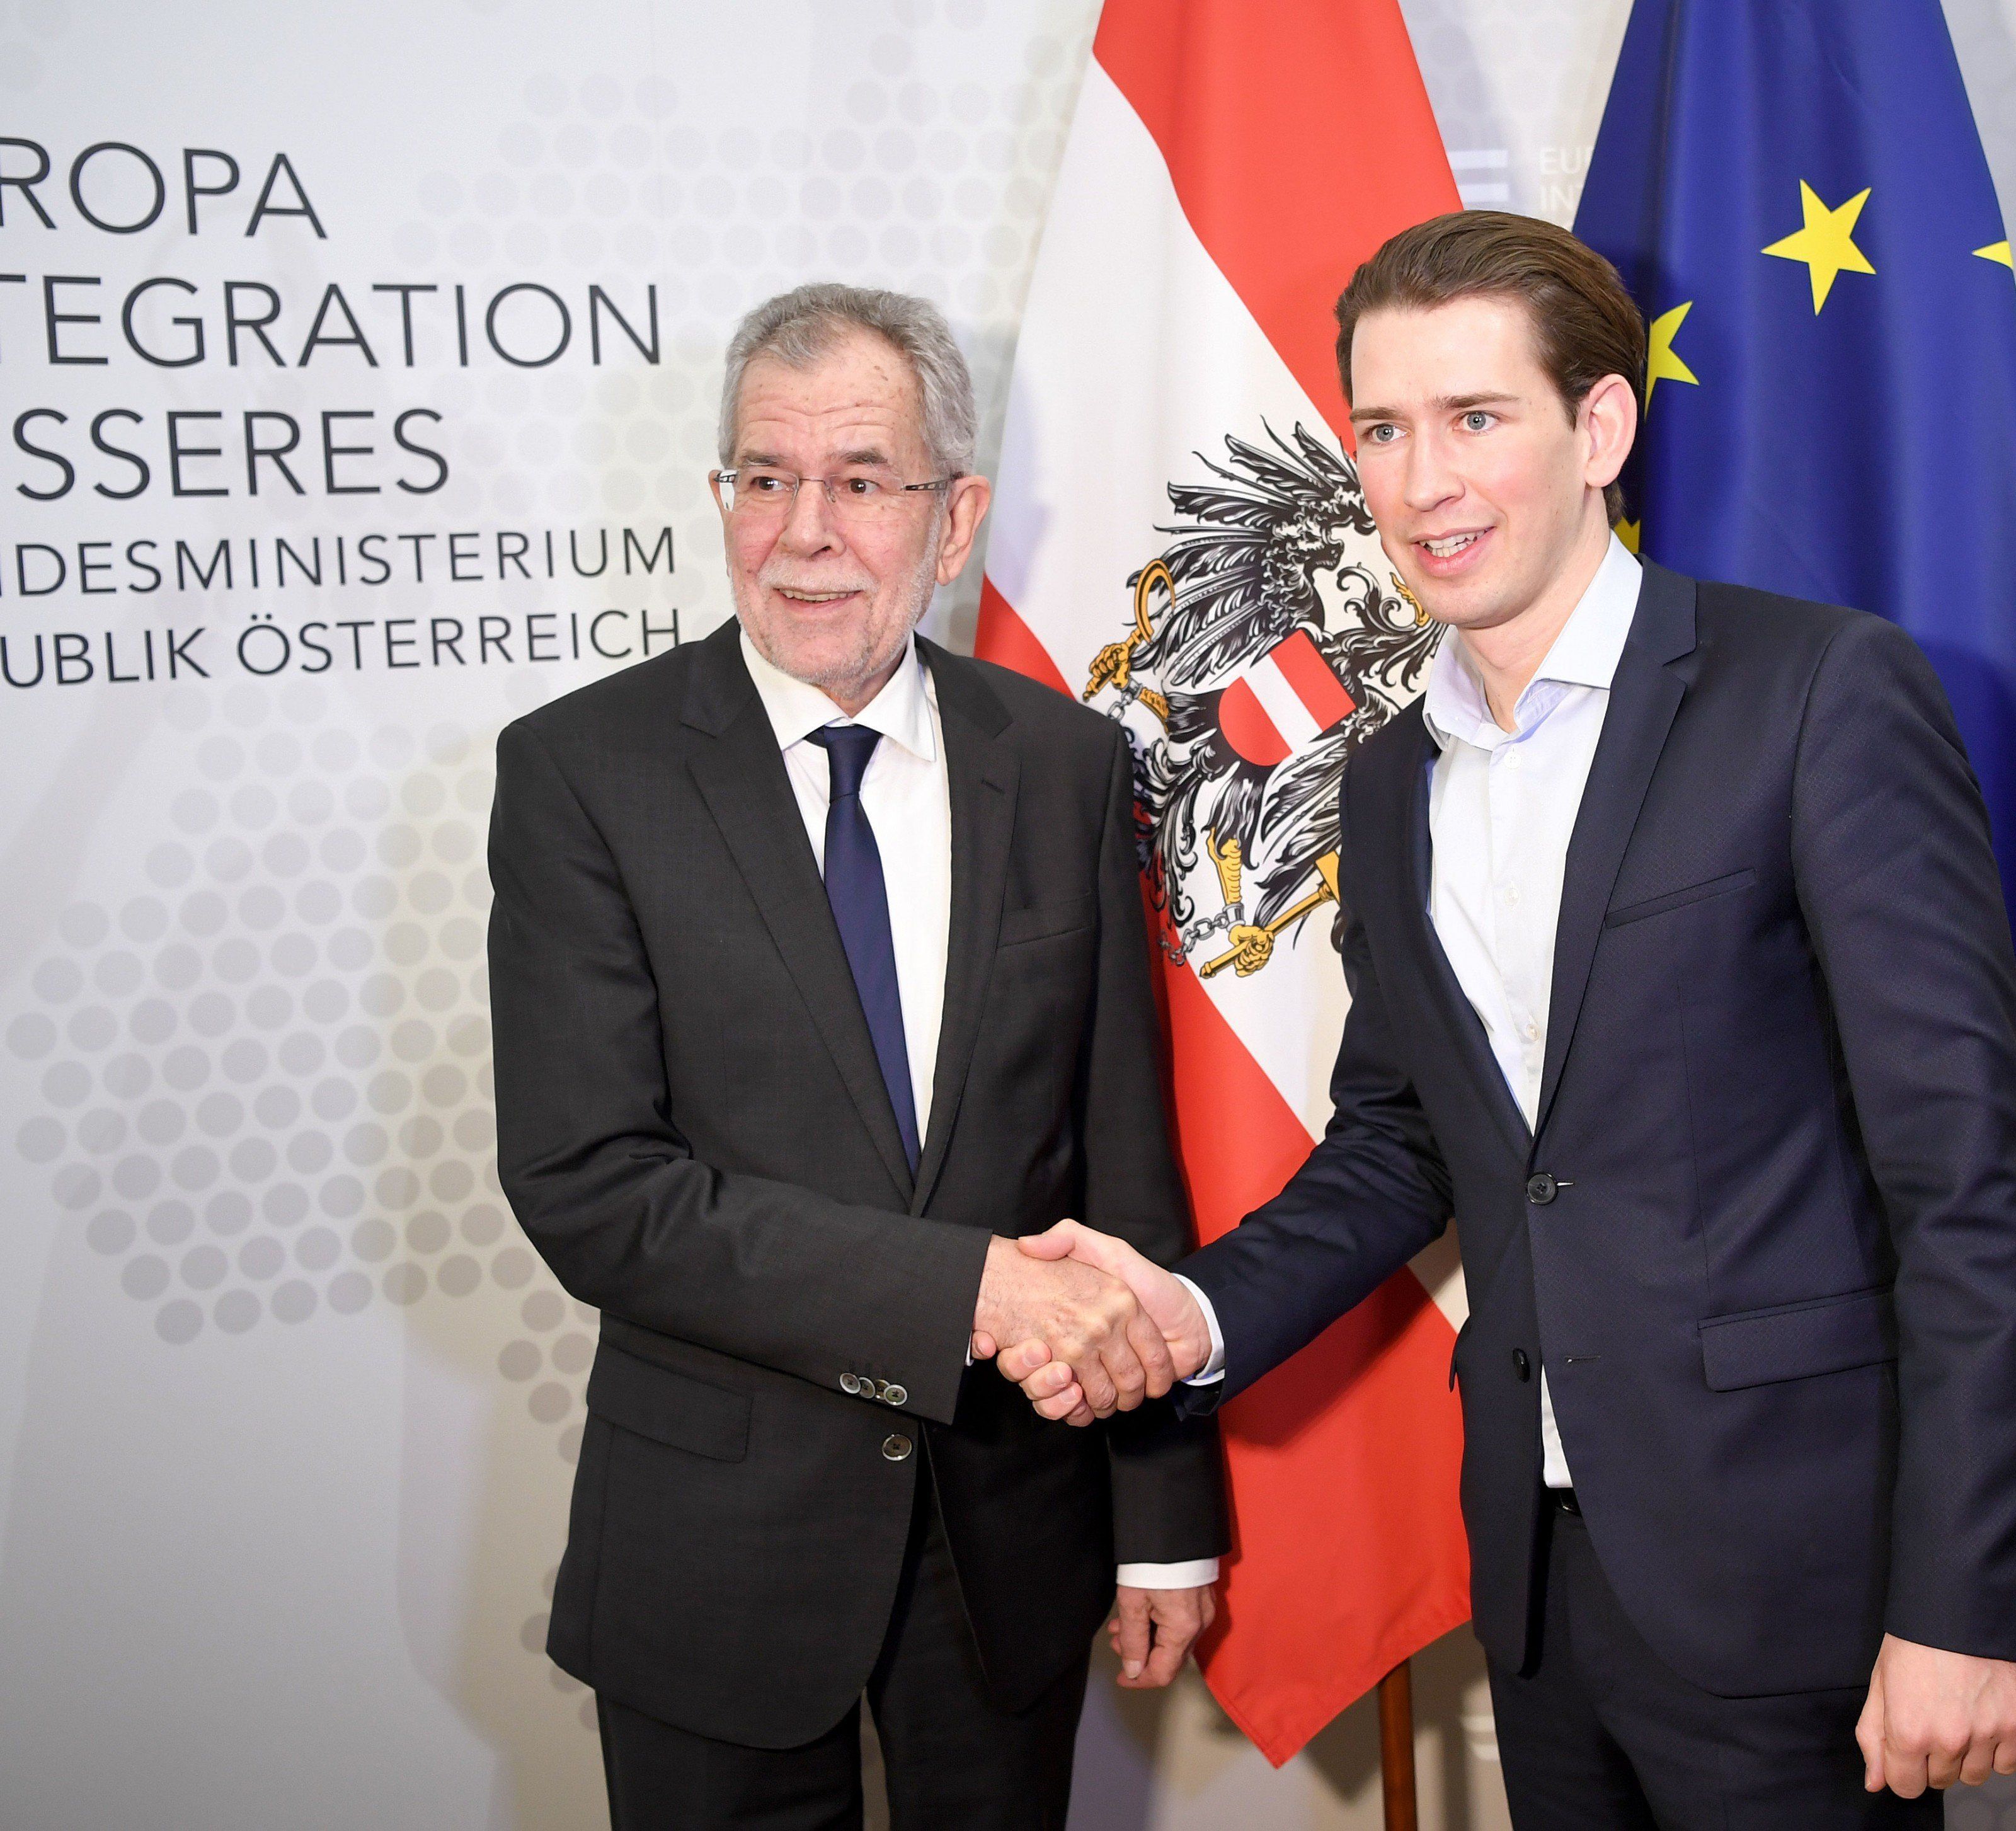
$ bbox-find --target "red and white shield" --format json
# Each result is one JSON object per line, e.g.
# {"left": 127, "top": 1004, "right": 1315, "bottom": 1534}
{"left": 1216, "top": 628, "right": 1357, "bottom": 767}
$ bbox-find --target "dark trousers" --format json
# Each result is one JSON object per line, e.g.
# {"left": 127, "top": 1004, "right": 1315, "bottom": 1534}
{"left": 596, "top": 1467, "right": 1089, "bottom": 1830}
{"left": 1487, "top": 1496, "right": 1940, "bottom": 1829}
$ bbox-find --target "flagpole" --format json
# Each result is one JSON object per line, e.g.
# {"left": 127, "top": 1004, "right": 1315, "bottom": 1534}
{"left": 1377, "top": 1661, "right": 1418, "bottom": 1831}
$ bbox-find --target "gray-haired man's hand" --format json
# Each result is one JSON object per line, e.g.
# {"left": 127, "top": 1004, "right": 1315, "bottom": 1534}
{"left": 970, "top": 1231, "right": 1175, "bottom": 1418}
{"left": 986, "top": 1220, "right": 1211, "bottom": 1426}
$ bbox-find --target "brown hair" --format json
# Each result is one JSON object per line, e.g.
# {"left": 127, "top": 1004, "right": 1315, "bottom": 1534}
{"left": 1334, "top": 210, "right": 1646, "bottom": 521}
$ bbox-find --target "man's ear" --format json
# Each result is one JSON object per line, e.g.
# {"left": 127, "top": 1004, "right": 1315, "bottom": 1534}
{"left": 936, "top": 474, "right": 993, "bottom": 585}
{"left": 1581, "top": 371, "right": 1638, "bottom": 493}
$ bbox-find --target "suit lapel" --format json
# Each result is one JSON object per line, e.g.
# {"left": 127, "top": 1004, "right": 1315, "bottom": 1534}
{"left": 910, "top": 642, "right": 1018, "bottom": 1215}
{"left": 681, "top": 624, "right": 915, "bottom": 1200}
{"left": 1389, "top": 711, "right": 1533, "bottom": 1160}
{"left": 1534, "top": 565, "right": 1699, "bottom": 1137}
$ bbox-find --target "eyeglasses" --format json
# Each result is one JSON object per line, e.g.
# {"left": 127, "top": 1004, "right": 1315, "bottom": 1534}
{"left": 710, "top": 466, "right": 953, "bottom": 523}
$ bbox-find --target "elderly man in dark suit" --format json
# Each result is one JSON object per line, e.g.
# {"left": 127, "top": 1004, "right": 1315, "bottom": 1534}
{"left": 1001, "top": 214, "right": 2016, "bottom": 1826}
{"left": 487, "top": 282, "right": 1225, "bottom": 1830}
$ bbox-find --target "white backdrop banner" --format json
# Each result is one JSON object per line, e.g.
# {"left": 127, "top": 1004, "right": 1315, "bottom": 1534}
{"left": 4, "top": 4, "right": 2012, "bottom": 1828}
{"left": 0, "top": 8, "right": 1095, "bottom": 1825}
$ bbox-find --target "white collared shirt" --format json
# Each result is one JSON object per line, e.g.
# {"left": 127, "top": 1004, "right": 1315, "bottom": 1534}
{"left": 740, "top": 628, "right": 1217, "bottom": 1590}
{"left": 1419, "top": 533, "right": 1643, "bottom": 1488}
{"left": 1184, "top": 537, "right": 1643, "bottom": 1494}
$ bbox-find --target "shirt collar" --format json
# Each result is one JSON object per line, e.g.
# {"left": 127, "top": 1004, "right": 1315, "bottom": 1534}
{"left": 738, "top": 626, "right": 937, "bottom": 764}
{"left": 1422, "top": 533, "right": 1642, "bottom": 751}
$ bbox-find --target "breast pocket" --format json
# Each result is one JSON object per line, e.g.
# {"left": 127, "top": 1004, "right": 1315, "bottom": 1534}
{"left": 1605, "top": 868, "right": 1757, "bottom": 929}
{"left": 997, "top": 892, "right": 1096, "bottom": 950}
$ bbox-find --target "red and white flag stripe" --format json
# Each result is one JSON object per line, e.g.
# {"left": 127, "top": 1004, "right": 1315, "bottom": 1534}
{"left": 979, "top": 0, "right": 1470, "bottom": 1765}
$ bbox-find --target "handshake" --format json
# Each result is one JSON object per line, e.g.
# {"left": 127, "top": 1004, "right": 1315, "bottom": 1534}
{"left": 970, "top": 1220, "right": 1214, "bottom": 1425}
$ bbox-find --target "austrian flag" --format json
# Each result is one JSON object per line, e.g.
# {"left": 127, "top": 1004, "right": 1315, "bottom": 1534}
{"left": 978, "top": 0, "right": 1469, "bottom": 1767}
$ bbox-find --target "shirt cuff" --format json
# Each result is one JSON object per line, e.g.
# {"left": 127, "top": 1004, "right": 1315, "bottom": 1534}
{"left": 1116, "top": 1558, "right": 1220, "bottom": 1588}
{"left": 1176, "top": 1275, "right": 1226, "bottom": 1383}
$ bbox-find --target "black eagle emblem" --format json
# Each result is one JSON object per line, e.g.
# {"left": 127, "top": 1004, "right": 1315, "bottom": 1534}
{"left": 1083, "top": 422, "right": 1443, "bottom": 977}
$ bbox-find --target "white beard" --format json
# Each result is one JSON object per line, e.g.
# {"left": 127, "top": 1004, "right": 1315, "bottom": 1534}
{"left": 732, "top": 506, "right": 944, "bottom": 704}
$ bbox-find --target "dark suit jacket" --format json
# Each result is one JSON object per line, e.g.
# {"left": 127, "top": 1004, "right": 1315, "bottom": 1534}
{"left": 488, "top": 619, "right": 1225, "bottom": 1748}
{"left": 1179, "top": 562, "right": 2016, "bottom": 1697}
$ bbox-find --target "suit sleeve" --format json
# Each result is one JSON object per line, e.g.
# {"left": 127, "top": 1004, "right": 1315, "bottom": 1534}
{"left": 1176, "top": 777, "right": 1454, "bottom": 1408}
{"left": 1789, "top": 614, "right": 2016, "bottom": 1660}
{"left": 486, "top": 717, "right": 990, "bottom": 1427}
{"left": 1075, "top": 728, "right": 1230, "bottom": 1566}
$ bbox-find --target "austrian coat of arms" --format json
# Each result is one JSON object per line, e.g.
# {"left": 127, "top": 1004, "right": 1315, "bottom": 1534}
{"left": 1082, "top": 422, "right": 1444, "bottom": 979}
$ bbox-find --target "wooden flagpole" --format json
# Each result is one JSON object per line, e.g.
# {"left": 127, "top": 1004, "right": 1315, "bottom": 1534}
{"left": 1378, "top": 1661, "right": 1419, "bottom": 1831}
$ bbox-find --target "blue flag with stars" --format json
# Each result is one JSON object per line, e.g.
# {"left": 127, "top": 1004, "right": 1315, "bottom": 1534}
{"left": 1575, "top": 0, "right": 2016, "bottom": 910}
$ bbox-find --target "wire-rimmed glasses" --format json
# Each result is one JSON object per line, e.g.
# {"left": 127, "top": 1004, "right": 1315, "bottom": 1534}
{"left": 710, "top": 466, "right": 953, "bottom": 524}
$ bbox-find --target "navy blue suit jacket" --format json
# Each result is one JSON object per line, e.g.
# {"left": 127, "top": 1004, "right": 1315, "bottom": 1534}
{"left": 1179, "top": 561, "right": 2016, "bottom": 1696}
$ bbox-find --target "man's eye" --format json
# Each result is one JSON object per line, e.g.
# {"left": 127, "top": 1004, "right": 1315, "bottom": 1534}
{"left": 1365, "top": 425, "right": 1397, "bottom": 444}
{"left": 842, "top": 474, "right": 884, "bottom": 498}
{"left": 1463, "top": 411, "right": 1494, "bottom": 432}
{"left": 747, "top": 472, "right": 790, "bottom": 493}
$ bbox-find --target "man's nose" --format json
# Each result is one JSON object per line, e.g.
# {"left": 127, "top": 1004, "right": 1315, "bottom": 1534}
{"left": 777, "top": 478, "right": 843, "bottom": 554}
{"left": 1402, "top": 433, "right": 1461, "bottom": 513}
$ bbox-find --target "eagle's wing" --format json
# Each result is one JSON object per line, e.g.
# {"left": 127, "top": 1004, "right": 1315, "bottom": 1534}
{"left": 1247, "top": 709, "right": 1381, "bottom": 927}
{"left": 1132, "top": 422, "right": 1359, "bottom": 687}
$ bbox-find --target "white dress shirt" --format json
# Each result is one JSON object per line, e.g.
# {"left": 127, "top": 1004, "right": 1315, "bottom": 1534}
{"left": 1182, "top": 537, "right": 1644, "bottom": 1495}
{"left": 741, "top": 631, "right": 1217, "bottom": 1590}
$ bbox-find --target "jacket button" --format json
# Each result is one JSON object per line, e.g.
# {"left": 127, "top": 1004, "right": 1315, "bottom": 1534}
{"left": 1512, "top": 1349, "right": 1532, "bottom": 1382}
{"left": 1526, "top": 1173, "right": 1558, "bottom": 1205}
{"left": 884, "top": 1384, "right": 908, "bottom": 1407}
{"left": 840, "top": 1373, "right": 861, "bottom": 1395}
{"left": 871, "top": 1379, "right": 890, "bottom": 1400}
{"left": 881, "top": 1433, "right": 914, "bottom": 1462}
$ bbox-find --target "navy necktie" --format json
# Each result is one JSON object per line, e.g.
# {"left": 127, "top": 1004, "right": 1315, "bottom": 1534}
{"left": 808, "top": 725, "right": 920, "bottom": 1172}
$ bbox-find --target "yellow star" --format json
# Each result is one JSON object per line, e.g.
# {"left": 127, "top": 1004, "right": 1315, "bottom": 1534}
{"left": 1615, "top": 517, "right": 1642, "bottom": 554}
{"left": 1644, "top": 301, "right": 1700, "bottom": 410}
{"left": 1762, "top": 181, "right": 1876, "bottom": 311}
{"left": 1976, "top": 240, "right": 2014, "bottom": 270}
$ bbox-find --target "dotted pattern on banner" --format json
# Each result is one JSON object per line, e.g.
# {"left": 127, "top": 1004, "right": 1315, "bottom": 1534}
{"left": 11, "top": 14, "right": 1099, "bottom": 1738}
{"left": 9, "top": 675, "right": 616, "bottom": 1713}
{"left": 381, "top": 14, "right": 1089, "bottom": 651}
{"left": 15, "top": 682, "right": 549, "bottom": 1350}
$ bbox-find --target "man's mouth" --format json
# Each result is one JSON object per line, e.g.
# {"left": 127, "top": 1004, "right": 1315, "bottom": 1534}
{"left": 773, "top": 587, "right": 864, "bottom": 604}
{"left": 1412, "top": 528, "right": 1493, "bottom": 577}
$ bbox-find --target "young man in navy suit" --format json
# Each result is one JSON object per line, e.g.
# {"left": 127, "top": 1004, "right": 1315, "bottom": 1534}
{"left": 996, "top": 214, "right": 2016, "bottom": 1825}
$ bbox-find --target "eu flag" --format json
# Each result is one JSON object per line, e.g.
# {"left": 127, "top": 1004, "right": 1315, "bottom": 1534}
{"left": 1575, "top": 0, "right": 2016, "bottom": 911}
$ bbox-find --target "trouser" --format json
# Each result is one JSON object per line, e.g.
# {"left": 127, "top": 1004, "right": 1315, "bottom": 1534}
{"left": 1487, "top": 1491, "right": 1941, "bottom": 1829}
{"left": 596, "top": 1463, "right": 1090, "bottom": 1830}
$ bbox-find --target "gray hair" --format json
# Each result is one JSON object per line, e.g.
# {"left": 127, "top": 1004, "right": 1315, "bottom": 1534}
{"left": 717, "top": 282, "right": 978, "bottom": 476}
